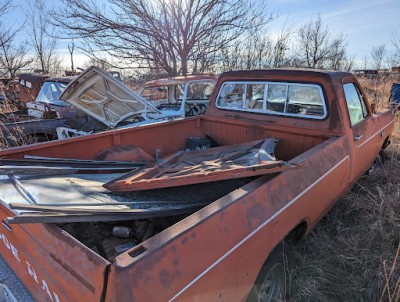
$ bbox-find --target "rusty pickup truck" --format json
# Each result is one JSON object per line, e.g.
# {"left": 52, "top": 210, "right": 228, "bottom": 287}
{"left": 0, "top": 69, "right": 394, "bottom": 302}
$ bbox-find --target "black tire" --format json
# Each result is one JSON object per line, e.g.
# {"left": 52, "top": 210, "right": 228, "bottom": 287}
{"left": 247, "top": 243, "right": 287, "bottom": 302}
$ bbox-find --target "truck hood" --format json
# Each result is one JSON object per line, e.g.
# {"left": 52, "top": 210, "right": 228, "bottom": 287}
{"left": 59, "top": 66, "right": 162, "bottom": 128}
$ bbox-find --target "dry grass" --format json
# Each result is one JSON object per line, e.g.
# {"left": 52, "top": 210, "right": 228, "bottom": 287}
{"left": 286, "top": 78, "right": 400, "bottom": 301}
{"left": 0, "top": 94, "right": 35, "bottom": 148}
{"left": 286, "top": 149, "right": 400, "bottom": 301}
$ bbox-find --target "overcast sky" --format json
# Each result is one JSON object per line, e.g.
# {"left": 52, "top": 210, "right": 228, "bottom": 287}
{"left": 5, "top": 0, "right": 400, "bottom": 69}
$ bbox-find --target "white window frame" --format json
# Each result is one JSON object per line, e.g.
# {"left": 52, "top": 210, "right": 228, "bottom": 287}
{"left": 215, "top": 81, "right": 328, "bottom": 120}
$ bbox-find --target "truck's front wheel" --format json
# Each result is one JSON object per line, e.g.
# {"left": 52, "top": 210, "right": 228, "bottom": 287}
{"left": 247, "top": 243, "right": 287, "bottom": 302}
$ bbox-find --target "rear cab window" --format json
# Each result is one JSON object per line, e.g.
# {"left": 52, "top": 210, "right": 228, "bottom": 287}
{"left": 216, "top": 81, "right": 327, "bottom": 119}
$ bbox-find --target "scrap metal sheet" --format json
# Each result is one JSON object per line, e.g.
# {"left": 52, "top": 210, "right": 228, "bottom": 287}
{"left": 104, "top": 138, "right": 297, "bottom": 192}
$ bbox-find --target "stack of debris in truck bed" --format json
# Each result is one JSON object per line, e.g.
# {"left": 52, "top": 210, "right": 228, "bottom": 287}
{"left": 0, "top": 137, "right": 297, "bottom": 259}
{"left": 0, "top": 138, "right": 296, "bottom": 225}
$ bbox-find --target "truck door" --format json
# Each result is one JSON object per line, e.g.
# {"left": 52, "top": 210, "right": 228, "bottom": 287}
{"left": 342, "top": 81, "right": 379, "bottom": 178}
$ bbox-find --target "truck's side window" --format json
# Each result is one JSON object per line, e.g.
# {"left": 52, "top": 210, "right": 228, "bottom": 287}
{"left": 343, "top": 83, "right": 369, "bottom": 126}
{"left": 216, "top": 81, "right": 327, "bottom": 119}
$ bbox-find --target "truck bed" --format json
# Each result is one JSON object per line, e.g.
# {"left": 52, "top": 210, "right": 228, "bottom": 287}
{"left": 0, "top": 117, "right": 337, "bottom": 301}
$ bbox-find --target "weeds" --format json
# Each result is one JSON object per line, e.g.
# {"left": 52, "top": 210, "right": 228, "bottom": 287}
{"left": 0, "top": 91, "right": 35, "bottom": 149}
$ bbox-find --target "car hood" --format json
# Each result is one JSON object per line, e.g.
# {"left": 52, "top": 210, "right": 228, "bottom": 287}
{"left": 59, "top": 66, "right": 161, "bottom": 128}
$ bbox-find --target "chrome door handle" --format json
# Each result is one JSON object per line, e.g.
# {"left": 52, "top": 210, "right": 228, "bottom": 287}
{"left": 354, "top": 135, "right": 363, "bottom": 141}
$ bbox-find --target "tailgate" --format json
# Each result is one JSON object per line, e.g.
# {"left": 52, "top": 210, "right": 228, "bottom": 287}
{"left": 0, "top": 202, "right": 109, "bottom": 302}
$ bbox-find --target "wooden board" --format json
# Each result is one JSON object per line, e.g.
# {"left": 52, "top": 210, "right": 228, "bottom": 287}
{"left": 104, "top": 138, "right": 297, "bottom": 192}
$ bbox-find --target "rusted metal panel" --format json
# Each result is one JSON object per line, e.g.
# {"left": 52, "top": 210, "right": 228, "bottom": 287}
{"left": 144, "top": 75, "right": 217, "bottom": 87}
{"left": 0, "top": 204, "right": 109, "bottom": 302}
{"left": 19, "top": 73, "right": 50, "bottom": 104}
{"left": 205, "top": 69, "right": 346, "bottom": 134}
{"left": 104, "top": 136, "right": 351, "bottom": 301}
{"left": 59, "top": 66, "right": 162, "bottom": 128}
{"left": 104, "top": 138, "right": 296, "bottom": 192}
{"left": 0, "top": 117, "right": 203, "bottom": 160}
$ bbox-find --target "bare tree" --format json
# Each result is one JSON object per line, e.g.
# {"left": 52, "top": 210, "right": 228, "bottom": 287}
{"left": 0, "top": 0, "right": 32, "bottom": 77}
{"left": 362, "top": 54, "right": 369, "bottom": 69}
{"left": 52, "top": 0, "right": 272, "bottom": 76}
{"left": 297, "top": 16, "right": 330, "bottom": 68}
{"left": 0, "top": 28, "right": 32, "bottom": 77}
{"left": 390, "top": 32, "right": 400, "bottom": 67}
{"left": 27, "top": 0, "right": 58, "bottom": 73}
{"left": 327, "top": 37, "right": 348, "bottom": 70}
{"left": 68, "top": 40, "right": 75, "bottom": 72}
{"left": 219, "top": 31, "right": 273, "bottom": 72}
{"left": 219, "top": 23, "right": 295, "bottom": 73}
{"left": 272, "top": 26, "right": 293, "bottom": 68}
{"left": 296, "top": 15, "right": 348, "bottom": 70}
{"left": 370, "top": 44, "right": 386, "bottom": 70}
{"left": 392, "top": 32, "right": 400, "bottom": 53}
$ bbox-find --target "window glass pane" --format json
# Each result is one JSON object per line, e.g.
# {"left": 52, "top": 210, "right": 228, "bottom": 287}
{"left": 287, "top": 85, "right": 325, "bottom": 116}
{"left": 175, "top": 84, "right": 185, "bottom": 100}
{"left": 177, "top": 82, "right": 214, "bottom": 101}
{"left": 140, "top": 86, "right": 168, "bottom": 102}
{"left": 343, "top": 83, "right": 365, "bottom": 125}
{"left": 244, "top": 84, "right": 265, "bottom": 110}
{"left": 355, "top": 85, "right": 368, "bottom": 118}
{"left": 26, "top": 81, "right": 32, "bottom": 88}
{"left": 266, "top": 84, "right": 287, "bottom": 113}
{"left": 36, "top": 82, "right": 69, "bottom": 106}
{"left": 216, "top": 83, "right": 245, "bottom": 109}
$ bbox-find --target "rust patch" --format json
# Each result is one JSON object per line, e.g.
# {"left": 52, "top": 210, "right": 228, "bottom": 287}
{"left": 245, "top": 199, "right": 269, "bottom": 231}
{"left": 94, "top": 144, "right": 154, "bottom": 162}
{"left": 159, "top": 269, "right": 182, "bottom": 290}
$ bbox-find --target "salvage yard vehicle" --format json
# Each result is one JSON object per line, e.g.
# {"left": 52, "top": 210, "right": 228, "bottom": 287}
{"left": 139, "top": 74, "right": 217, "bottom": 116}
{"left": 19, "top": 73, "right": 50, "bottom": 105}
{"left": 0, "top": 69, "right": 394, "bottom": 302}
{"left": 26, "top": 77, "right": 84, "bottom": 119}
{"left": 0, "top": 76, "right": 88, "bottom": 148}
{"left": 389, "top": 82, "right": 400, "bottom": 108}
{"left": 56, "top": 67, "right": 216, "bottom": 139}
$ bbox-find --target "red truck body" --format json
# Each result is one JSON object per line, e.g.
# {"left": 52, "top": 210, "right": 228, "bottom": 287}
{"left": 0, "top": 69, "right": 394, "bottom": 301}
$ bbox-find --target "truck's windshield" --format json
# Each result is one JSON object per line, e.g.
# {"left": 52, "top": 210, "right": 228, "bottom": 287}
{"left": 35, "top": 82, "right": 69, "bottom": 106}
